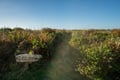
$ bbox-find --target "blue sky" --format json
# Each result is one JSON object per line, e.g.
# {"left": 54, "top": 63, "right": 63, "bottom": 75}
{"left": 0, "top": 0, "right": 120, "bottom": 29}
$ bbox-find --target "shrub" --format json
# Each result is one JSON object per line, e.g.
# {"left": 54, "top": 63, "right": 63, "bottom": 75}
{"left": 69, "top": 30, "right": 120, "bottom": 80}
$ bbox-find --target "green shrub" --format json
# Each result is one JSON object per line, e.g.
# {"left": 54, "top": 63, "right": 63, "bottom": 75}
{"left": 69, "top": 30, "right": 120, "bottom": 80}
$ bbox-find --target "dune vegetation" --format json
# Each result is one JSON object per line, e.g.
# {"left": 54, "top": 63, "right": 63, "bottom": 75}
{"left": 0, "top": 28, "right": 120, "bottom": 80}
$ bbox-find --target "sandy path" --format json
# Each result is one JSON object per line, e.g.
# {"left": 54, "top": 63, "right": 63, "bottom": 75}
{"left": 46, "top": 42, "right": 83, "bottom": 80}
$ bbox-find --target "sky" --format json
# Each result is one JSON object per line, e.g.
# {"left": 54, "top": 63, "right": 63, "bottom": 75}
{"left": 0, "top": 0, "right": 120, "bottom": 29}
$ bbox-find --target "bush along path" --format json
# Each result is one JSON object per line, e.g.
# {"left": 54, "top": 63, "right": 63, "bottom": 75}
{"left": 1, "top": 29, "right": 120, "bottom": 80}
